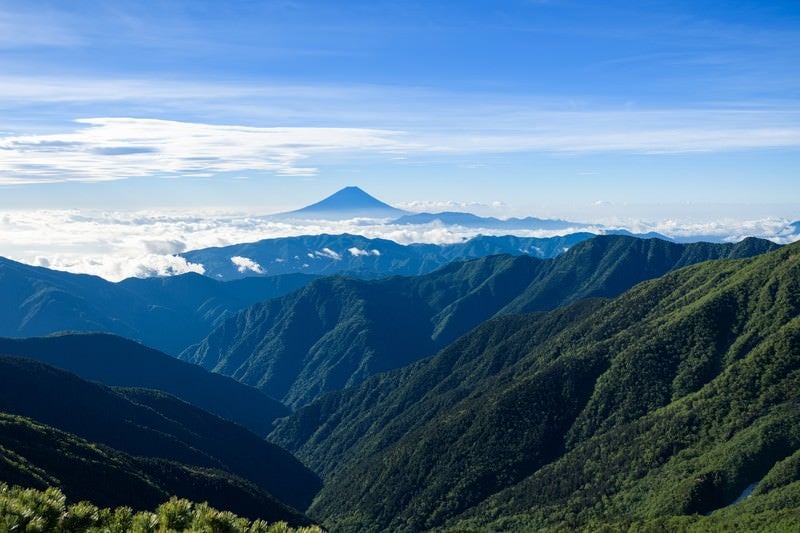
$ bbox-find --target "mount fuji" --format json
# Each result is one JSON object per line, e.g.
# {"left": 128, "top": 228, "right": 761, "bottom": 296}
{"left": 273, "top": 186, "right": 408, "bottom": 220}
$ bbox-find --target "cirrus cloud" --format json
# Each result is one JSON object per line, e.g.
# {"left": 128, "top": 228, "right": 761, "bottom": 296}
{"left": 0, "top": 117, "right": 414, "bottom": 184}
{"left": 2, "top": 107, "right": 800, "bottom": 185}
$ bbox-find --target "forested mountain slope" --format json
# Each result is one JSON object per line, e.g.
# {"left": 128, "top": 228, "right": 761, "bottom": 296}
{"left": 184, "top": 236, "right": 777, "bottom": 408}
{"left": 270, "top": 241, "right": 800, "bottom": 531}
{"left": 0, "top": 356, "right": 321, "bottom": 512}
{"left": 0, "top": 333, "right": 288, "bottom": 436}
{"left": 0, "top": 413, "right": 313, "bottom": 526}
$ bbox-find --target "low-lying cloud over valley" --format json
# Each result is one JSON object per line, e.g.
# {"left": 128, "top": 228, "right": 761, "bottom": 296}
{"left": 0, "top": 208, "right": 797, "bottom": 281}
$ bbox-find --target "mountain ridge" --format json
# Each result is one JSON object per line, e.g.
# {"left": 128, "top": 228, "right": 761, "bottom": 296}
{"left": 0, "top": 333, "right": 288, "bottom": 436}
{"left": 0, "top": 411, "right": 313, "bottom": 525}
{"left": 270, "top": 240, "right": 800, "bottom": 531}
{"left": 0, "top": 355, "right": 321, "bottom": 513}
{"left": 0, "top": 256, "right": 316, "bottom": 354}
{"left": 179, "top": 232, "right": 595, "bottom": 281}
{"left": 183, "top": 235, "right": 778, "bottom": 408}
{"left": 392, "top": 210, "right": 588, "bottom": 231}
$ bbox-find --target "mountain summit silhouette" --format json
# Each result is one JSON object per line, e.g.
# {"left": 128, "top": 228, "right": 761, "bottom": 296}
{"left": 275, "top": 186, "right": 407, "bottom": 220}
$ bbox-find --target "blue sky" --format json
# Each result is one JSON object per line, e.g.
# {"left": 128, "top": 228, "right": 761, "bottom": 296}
{"left": 0, "top": 0, "right": 798, "bottom": 219}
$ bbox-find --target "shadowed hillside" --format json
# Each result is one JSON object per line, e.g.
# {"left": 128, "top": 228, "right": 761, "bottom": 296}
{"left": 0, "top": 356, "right": 321, "bottom": 512}
{"left": 0, "top": 333, "right": 288, "bottom": 436}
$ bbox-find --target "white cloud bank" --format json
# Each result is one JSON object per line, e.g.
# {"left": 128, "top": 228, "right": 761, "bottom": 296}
{"left": 0, "top": 208, "right": 797, "bottom": 282}
{"left": 31, "top": 252, "right": 205, "bottom": 280}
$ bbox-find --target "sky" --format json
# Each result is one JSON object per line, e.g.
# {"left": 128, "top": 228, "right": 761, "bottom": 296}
{"left": 0, "top": 0, "right": 799, "bottom": 278}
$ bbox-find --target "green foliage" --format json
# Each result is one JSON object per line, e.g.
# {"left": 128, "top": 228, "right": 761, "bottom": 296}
{"left": 754, "top": 448, "right": 800, "bottom": 496}
{"left": 0, "top": 483, "right": 323, "bottom": 533}
{"left": 579, "top": 480, "right": 800, "bottom": 532}
{"left": 269, "top": 241, "right": 799, "bottom": 531}
{"left": 447, "top": 244, "right": 800, "bottom": 531}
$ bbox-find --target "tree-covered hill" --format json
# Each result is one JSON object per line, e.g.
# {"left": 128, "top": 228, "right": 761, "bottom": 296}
{"left": 270, "top": 240, "right": 800, "bottom": 531}
{"left": 184, "top": 235, "right": 777, "bottom": 408}
{"left": 0, "top": 414, "right": 313, "bottom": 526}
{"left": 0, "top": 333, "right": 288, "bottom": 436}
{"left": 0, "top": 356, "right": 321, "bottom": 512}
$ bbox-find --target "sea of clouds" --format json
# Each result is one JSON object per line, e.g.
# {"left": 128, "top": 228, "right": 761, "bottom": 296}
{"left": 1, "top": 209, "right": 798, "bottom": 282}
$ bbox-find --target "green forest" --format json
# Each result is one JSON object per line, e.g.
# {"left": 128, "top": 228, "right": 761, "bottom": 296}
{"left": 273, "top": 240, "right": 800, "bottom": 531}
{"left": 1, "top": 236, "right": 799, "bottom": 531}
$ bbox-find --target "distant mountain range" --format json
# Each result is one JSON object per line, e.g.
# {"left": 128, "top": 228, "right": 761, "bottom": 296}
{"left": 392, "top": 211, "right": 588, "bottom": 230}
{"left": 265, "top": 186, "right": 799, "bottom": 244}
{"left": 270, "top": 239, "right": 800, "bottom": 532}
{"left": 271, "top": 186, "right": 590, "bottom": 230}
{"left": 180, "top": 233, "right": 592, "bottom": 281}
{"left": 181, "top": 235, "right": 778, "bottom": 408}
{"left": 180, "top": 228, "right": 790, "bottom": 283}
{"left": 174, "top": 187, "right": 797, "bottom": 282}
{"left": 0, "top": 256, "right": 316, "bottom": 355}
{"left": 0, "top": 234, "right": 606, "bottom": 352}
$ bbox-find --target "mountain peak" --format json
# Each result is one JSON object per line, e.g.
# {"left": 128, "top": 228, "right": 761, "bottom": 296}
{"left": 313, "top": 186, "right": 386, "bottom": 207}
{"left": 275, "top": 186, "right": 407, "bottom": 220}
{"left": 339, "top": 185, "right": 368, "bottom": 193}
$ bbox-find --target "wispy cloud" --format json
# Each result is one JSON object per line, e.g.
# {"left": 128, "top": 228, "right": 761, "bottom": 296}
{"left": 0, "top": 75, "right": 378, "bottom": 106}
{"left": 2, "top": 107, "right": 799, "bottom": 185}
{"left": 0, "top": 117, "right": 413, "bottom": 183}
